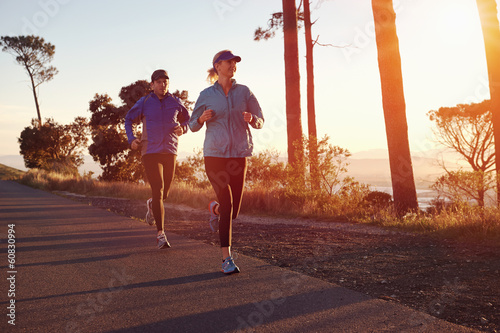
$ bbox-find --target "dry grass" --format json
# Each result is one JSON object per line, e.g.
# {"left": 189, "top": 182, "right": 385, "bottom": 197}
{"left": 0, "top": 163, "right": 25, "bottom": 180}
{"left": 15, "top": 169, "right": 500, "bottom": 245}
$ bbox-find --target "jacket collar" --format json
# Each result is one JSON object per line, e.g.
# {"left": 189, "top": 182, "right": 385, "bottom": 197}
{"left": 214, "top": 79, "right": 237, "bottom": 93}
{"left": 150, "top": 91, "right": 171, "bottom": 101}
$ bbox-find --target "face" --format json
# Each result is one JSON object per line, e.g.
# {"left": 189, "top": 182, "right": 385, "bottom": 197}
{"left": 215, "top": 59, "right": 237, "bottom": 78}
{"left": 151, "top": 77, "right": 169, "bottom": 98}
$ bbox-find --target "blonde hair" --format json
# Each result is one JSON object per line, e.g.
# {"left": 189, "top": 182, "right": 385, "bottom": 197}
{"left": 207, "top": 49, "right": 231, "bottom": 84}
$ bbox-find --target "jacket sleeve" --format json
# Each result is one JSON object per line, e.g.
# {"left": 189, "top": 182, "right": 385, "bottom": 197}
{"left": 247, "top": 89, "right": 264, "bottom": 129}
{"left": 189, "top": 93, "right": 206, "bottom": 133}
{"left": 125, "top": 97, "right": 145, "bottom": 144}
{"left": 178, "top": 103, "right": 190, "bottom": 134}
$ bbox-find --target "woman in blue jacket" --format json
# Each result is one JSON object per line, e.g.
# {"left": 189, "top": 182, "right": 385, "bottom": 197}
{"left": 125, "top": 69, "right": 190, "bottom": 249}
{"left": 189, "top": 50, "right": 264, "bottom": 274}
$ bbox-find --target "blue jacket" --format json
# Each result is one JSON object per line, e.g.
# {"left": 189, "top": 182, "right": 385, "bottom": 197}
{"left": 189, "top": 80, "right": 264, "bottom": 158}
{"left": 125, "top": 92, "right": 190, "bottom": 156}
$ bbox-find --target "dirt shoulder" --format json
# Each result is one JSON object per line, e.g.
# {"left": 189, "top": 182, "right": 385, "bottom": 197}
{"left": 60, "top": 193, "right": 500, "bottom": 332}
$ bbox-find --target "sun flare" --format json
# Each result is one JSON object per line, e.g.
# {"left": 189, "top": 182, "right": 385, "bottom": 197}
{"left": 436, "top": 4, "right": 480, "bottom": 45}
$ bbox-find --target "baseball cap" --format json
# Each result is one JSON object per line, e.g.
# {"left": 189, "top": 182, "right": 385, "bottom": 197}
{"left": 151, "top": 69, "right": 169, "bottom": 82}
{"left": 213, "top": 51, "right": 241, "bottom": 68}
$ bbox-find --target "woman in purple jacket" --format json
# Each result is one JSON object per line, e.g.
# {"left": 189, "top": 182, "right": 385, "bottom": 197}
{"left": 125, "top": 69, "right": 190, "bottom": 249}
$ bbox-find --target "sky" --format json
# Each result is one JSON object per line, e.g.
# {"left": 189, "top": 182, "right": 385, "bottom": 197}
{"left": 1, "top": 0, "right": 499, "bottom": 168}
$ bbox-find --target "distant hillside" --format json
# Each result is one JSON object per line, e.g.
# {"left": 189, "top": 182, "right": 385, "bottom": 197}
{"left": 0, "top": 155, "right": 102, "bottom": 176}
{"left": 0, "top": 150, "right": 465, "bottom": 189}
{"left": 0, "top": 163, "right": 25, "bottom": 180}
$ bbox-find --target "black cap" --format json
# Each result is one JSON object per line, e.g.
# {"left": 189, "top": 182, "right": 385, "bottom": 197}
{"left": 151, "top": 69, "right": 169, "bottom": 82}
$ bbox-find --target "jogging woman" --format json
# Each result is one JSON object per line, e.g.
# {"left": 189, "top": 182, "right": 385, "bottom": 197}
{"left": 189, "top": 50, "right": 264, "bottom": 274}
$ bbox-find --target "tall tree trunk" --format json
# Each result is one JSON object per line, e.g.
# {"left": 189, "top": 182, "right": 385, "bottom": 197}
{"left": 303, "top": 0, "right": 319, "bottom": 188}
{"left": 475, "top": 0, "right": 500, "bottom": 206}
{"left": 371, "top": 0, "right": 418, "bottom": 215}
{"left": 26, "top": 66, "right": 42, "bottom": 128}
{"left": 282, "top": 0, "right": 303, "bottom": 166}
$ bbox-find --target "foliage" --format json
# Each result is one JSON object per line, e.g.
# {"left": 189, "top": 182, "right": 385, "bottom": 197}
{"left": 172, "top": 90, "right": 195, "bottom": 112}
{"left": 0, "top": 35, "right": 58, "bottom": 124}
{"left": 428, "top": 100, "right": 496, "bottom": 206}
{"left": 88, "top": 93, "right": 142, "bottom": 182}
{"left": 18, "top": 117, "right": 89, "bottom": 175}
{"left": 427, "top": 100, "right": 495, "bottom": 172}
{"left": 16, "top": 168, "right": 213, "bottom": 209}
{"left": 17, "top": 166, "right": 500, "bottom": 245}
{"left": 373, "top": 204, "right": 500, "bottom": 244}
{"left": 175, "top": 149, "right": 210, "bottom": 187}
{"left": 254, "top": 12, "right": 304, "bottom": 41}
{"left": 364, "top": 190, "right": 393, "bottom": 208}
{"left": 246, "top": 149, "right": 286, "bottom": 188}
{"left": 241, "top": 136, "right": 371, "bottom": 219}
{"left": 286, "top": 135, "right": 355, "bottom": 196}
{"left": 432, "top": 169, "right": 495, "bottom": 207}
{"left": 119, "top": 80, "right": 151, "bottom": 110}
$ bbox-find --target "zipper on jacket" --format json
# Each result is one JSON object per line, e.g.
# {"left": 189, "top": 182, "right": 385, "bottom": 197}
{"left": 226, "top": 93, "right": 232, "bottom": 156}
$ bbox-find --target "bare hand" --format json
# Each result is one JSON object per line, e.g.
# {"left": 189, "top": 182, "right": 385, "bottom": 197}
{"left": 174, "top": 124, "right": 183, "bottom": 136}
{"left": 131, "top": 139, "right": 141, "bottom": 150}
{"left": 243, "top": 112, "right": 253, "bottom": 123}
{"left": 198, "top": 109, "right": 214, "bottom": 124}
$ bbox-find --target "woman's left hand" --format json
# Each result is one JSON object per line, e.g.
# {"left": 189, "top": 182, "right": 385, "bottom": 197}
{"left": 242, "top": 112, "right": 253, "bottom": 123}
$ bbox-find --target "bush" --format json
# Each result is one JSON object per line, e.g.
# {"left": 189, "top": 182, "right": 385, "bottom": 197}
{"left": 364, "top": 190, "right": 393, "bottom": 209}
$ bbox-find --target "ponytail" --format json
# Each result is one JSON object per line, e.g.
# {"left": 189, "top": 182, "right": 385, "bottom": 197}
{"left": 207, "top": 67, "right": 218, "bottom": 84}
{"left": 207, "top": 49, "right": 232, "bottom": 84}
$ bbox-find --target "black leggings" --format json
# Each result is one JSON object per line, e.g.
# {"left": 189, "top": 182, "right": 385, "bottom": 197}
{"left": 204, "top": 157, "right": 247, "bottom": 248}
{"left": 142, "top": 153, "right": 176, "bottom": 232}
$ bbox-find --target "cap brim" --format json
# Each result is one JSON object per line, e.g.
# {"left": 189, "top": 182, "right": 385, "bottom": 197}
{"left": 214, "top": 52, "right": 242, "bottom": 64}
{"left": 152, "top": 74, "right": 169, "bottom": 81}
{"left": 222, "top": 55, "right": 241, "bottom": 62}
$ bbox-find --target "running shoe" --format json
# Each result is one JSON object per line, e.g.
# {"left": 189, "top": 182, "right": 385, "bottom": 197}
{"left": 208, "top": 200, "right": 220, "bottom": 233}
{"left": 157, "top": 232, "right": 171, "bottom": 249}
{"left": 222, "top": 256, "right": 240, "bottom": 274}
{"left": 145, "top": 198, "right": 155, "bottom": 226}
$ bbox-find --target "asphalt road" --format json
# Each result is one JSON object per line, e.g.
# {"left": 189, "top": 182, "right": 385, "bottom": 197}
{"left": 0, "top": 180, "right": 477, "bottom": 332}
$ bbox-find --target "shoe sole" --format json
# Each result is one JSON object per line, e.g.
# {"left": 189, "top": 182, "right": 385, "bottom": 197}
{"left": 146, "top": 214, "right": 155, "bottom": 226}
{"left": 222, "top": 266, "right": 240, "bottom": 274}
{"left": 158, "top": 240, "right": 171, "bottom": 249}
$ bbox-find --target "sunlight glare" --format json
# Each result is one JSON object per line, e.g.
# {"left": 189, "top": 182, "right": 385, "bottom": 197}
{"left": 437, "top": 4, "right": 478, "bottom": 46}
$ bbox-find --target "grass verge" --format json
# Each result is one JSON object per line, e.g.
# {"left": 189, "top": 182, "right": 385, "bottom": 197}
{"left": 0, "top": 163, "right": 25, "bottom": 180}
{"left": 13, "top": 168, "right": 500, "bottom": 246}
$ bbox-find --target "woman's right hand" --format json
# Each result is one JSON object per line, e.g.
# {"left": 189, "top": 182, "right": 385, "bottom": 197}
{"left": 198, "top": 109, "right": 214, "bottom": 124}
